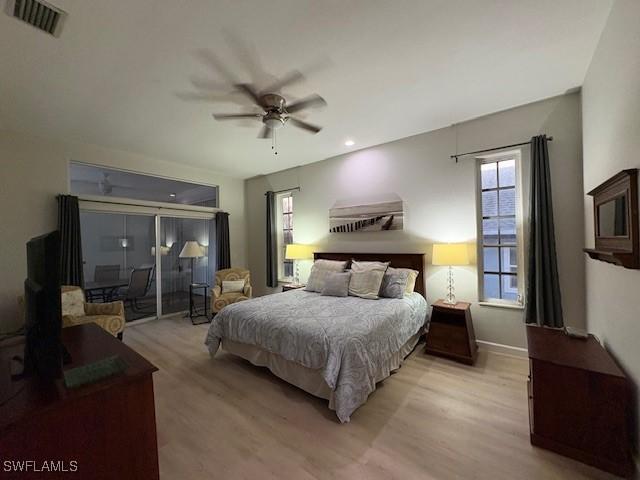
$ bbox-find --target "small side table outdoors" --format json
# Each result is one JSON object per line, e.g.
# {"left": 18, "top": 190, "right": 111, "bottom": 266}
{"left": 189, "top": 283, "right": 210, "bottom": 325}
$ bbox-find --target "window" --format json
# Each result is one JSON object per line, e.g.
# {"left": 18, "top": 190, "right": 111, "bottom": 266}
{"left": 277, "top": 192, "right": 294, "bottom": 280}
{"left": 70, "top": 162, "right": 219, "bottom": 207}
{"left": 477, "top": 151, "right": 524, "bottom": 305}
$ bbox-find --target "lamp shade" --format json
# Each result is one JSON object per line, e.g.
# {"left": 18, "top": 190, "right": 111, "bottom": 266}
{"left": 285, "top": 244, "right": 315, "bottom": 260}
{"left": 179, "top": 241, "right": 204, "bottom": 259}
{"left": 432, "top": 243, "right": 470, "bottom": 266}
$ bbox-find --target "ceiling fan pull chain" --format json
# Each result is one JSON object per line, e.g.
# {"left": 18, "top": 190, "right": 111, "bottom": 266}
{"left": 274, "top": 129, "right": 278, "bottom": 155}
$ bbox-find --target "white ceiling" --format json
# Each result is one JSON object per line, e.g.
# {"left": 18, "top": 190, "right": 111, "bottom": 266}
{"left": 0, "top": 0, "right": 612, "bottom": 178}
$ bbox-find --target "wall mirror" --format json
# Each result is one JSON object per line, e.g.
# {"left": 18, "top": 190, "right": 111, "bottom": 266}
{"left": 597, "top": 194, "right": 628, "bottom": 237}
{"left": 584, "top": 169, "right": 639, "bottom": 269}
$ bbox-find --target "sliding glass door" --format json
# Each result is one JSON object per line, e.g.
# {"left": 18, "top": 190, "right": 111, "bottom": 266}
{"left": 159, "top": 217, "right": 215, "bottom": 316}
{"left": 79, "top": 210, "right": 215, "bottom": 322}
{"left": 80, "top": 212, "right": 157, "bottom": 322}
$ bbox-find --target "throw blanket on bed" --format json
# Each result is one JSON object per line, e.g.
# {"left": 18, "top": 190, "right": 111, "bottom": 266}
{"left": 205, "top": 289, "right": 427, "bottom": 422}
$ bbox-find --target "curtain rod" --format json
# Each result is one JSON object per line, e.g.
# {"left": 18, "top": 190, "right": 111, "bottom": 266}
{"left": 264, "top": 187, "right": 301, "bottom": 196}
{"left": 451, "top": 136, "right": 553, "bottom": 162}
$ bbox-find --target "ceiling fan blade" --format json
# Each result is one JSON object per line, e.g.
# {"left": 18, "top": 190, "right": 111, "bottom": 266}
{"left": 258, "top": 125, "right": 273, "bottom": 139}
{"left": 288, "top": 117, "right": 322, "bottom": 134}
{"left": 286, "top": 94, "right": 327, "bottom": 113}
{"left": 212, "top": 113, "right": 262, "bottom": 120}
{"left": 261, "top": 70, "right": 304, "bottom": 94}
{"left": 235, "top": 83, "right": 263, "bottom": 106}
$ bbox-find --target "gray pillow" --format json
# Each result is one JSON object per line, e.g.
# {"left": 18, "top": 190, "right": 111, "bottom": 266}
{"left": 380, "top": 270, "right": 410, "bottom": 298}
{"left": 305, "top": 260, "right": 348, "bottom": 292}
{"left": 321, "top": 272, "right": 351, "bottom": 297}
{"left": 348, "top": 260, "right": 389, "bottom": 299}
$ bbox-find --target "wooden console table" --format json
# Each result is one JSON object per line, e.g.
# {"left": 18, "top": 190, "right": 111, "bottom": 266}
{"left": 526, "top": 325, "right": 633, "bottom": 477}
{"left": 0, "top": 323, "right": 159, "bottom": 480}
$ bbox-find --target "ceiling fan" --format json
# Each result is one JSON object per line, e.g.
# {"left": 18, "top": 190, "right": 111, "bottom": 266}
{"left": 212, "top": 80, "right": 327, "bottom": 145}
{"left": 98, "top": 173, "right": 113, "bottom": 195}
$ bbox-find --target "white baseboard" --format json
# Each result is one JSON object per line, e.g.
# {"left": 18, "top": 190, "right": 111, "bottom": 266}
{"left": 477, "top": 340, "right": 528, "bottom": 358}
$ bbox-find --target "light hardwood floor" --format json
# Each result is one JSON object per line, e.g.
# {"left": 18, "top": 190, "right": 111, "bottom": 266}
{"left": 124, "top": 317, "right": 618, "bottom": 480}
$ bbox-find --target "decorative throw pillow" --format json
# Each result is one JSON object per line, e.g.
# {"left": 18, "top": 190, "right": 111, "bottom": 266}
{"left": 386, "top": 267, "right": 420, "bottom": 294}
{"left": 348, "top": 260, "right": 389, "bottom": 299}
{"left": 380, "top": 269, "right": 410, "bottom": 298}
{"left": 305, "top": 260, "right": 348, "bottom": 293}
{"left": 222, "top": 280, "right": 245, "bottom": 293}
{"left": 321, "top": 272, "right": 351, "bottom": 297}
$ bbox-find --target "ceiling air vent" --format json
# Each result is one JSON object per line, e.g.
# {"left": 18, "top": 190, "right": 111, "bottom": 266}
{"left": 6, "top": 0, "right": 66, "bottom": 37}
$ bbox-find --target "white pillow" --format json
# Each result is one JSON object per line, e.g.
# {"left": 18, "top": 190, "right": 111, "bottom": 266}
{"left": 348, "top": 260, "right": 389, "bottom": 299}
{"left": 305, "top": 259, "right": 348, "bottom": 292}
{"left": 222, "top": 280, "right": 245, "bottom": 293}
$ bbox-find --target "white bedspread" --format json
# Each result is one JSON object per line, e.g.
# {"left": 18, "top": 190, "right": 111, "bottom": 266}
{"left": 205, "top": 289, "right": 428, "bottom": 422}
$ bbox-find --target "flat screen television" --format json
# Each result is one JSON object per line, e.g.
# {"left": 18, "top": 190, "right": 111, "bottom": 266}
{"left": 23, "top": 230, "right": 64, "bottom": 379}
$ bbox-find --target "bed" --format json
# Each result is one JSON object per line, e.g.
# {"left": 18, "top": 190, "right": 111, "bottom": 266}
{"left": 205, "top": 253, "right": 429, "bottom": 422}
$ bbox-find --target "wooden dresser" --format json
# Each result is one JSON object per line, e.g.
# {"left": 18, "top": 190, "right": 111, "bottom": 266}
{"left": 0, "top": 323, "right": 159, "bottom": 480}
{"left": 425, "top": 300, "right": 477, "bottom": 365}
{"left": 526, "top": 325, "right": 633, "bottom": 477}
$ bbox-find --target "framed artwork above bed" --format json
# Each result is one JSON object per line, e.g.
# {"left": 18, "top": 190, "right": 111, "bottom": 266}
{"left": 329, "top": 193, "right": 404, "bottom": 233}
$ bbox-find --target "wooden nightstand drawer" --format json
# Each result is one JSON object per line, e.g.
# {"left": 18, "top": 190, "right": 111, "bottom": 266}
{"left": 427, "top": 323, "right": 470, "bottom": 356}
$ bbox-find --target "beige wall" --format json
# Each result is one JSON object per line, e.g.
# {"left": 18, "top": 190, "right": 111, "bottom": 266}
{"left": 245, "top": 93, "right": 584, "bottom": 349}
{"left": 582, "top": 0, "right": 640, "bottom": 445}
{"left": 0, "top": 130, "right": 246, "bottom": 332}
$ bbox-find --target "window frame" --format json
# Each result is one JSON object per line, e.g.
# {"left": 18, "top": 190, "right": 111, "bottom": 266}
{"left": 276, "top": 191, "right": 294, "bottom": 282}
{"left": 68, "top": 161, "right": 220, "bottom": 209}
{"left": 475, "top": 149, "right": 525, "bottom": 307}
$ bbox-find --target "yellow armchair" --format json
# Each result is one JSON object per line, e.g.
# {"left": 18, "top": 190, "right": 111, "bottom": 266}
{"left": 60, "top": 286, "right": 126, "bottom": 338}
{"left": 211, "top": 268, "right": 252, "bottom": 314}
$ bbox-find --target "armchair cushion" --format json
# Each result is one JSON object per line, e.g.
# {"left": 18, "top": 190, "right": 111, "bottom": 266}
{"left": 61, "top": 286, "right": 86, "bottom": 317}
{"left": 63, "top": 314, "right": 125, "bottom": 337}
{"left": 212, "top": 292, "right": 250, "bottom": 313}
{"left": 85, "top": 301, "right": 125, "bottom": 317}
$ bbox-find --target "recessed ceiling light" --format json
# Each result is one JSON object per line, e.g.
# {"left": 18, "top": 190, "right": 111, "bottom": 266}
{"left": 345, "top": 140, "right": 355, "bottom": 146}
{"left": 169, "top": 193, "right": 176, "bottom": 198}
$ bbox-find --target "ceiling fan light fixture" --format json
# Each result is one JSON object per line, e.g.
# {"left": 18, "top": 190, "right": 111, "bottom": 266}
{"left": 264, "top": 115, "right": 285, "bottom": 129}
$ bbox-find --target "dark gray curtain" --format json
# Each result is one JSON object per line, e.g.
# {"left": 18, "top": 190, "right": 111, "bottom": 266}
{"left": 215, "top": 212, "right": 231, "bottom": 270}
{"left": 266, "top": 191, "right": 278, "bottom": 287}
{"left": 207, "top": 217, "right": 217, "bottom": 286}
{"left": 57, "top": 195, "right": 84, "bottom": 287}
{"left": 525, "top": 135, "right": 563, "bottom": 327}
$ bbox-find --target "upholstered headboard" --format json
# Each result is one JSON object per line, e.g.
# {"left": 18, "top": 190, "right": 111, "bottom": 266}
{"left": 313, "top": 252, "right": 426, "bottom": 297}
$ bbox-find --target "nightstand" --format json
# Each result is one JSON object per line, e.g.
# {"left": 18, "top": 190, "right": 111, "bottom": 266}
{"left": 425, "top": 300, "right": 477, "bottom": 365}
{"left": 282, "top": 284, "right": 305, "bottom": 292}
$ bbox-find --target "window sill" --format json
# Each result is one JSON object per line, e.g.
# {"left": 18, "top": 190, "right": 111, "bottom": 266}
{"left": 478, "top": 301, "right": 524, "bottom": 311}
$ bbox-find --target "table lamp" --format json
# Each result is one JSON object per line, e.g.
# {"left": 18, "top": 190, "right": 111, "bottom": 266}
{"left": 179, "top": 241, "right": 204, "bottom": 284}
{"left": 432, "top": 243, "right": 470, "bottom": 305}
{"left": 285, "top": 244, "right": 315, "bottom": 285}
